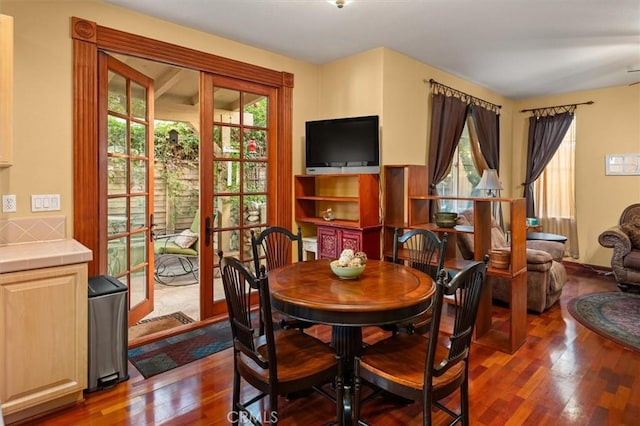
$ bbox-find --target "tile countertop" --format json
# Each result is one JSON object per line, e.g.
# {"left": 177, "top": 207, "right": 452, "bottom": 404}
{"left": 0, "top": 239, "right": 93, "bottom": 274}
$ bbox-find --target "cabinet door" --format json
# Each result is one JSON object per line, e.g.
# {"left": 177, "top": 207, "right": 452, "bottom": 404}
{"left": 0, "top": 263, "right": 87, "bottom": 420}
{"left": 317, "top": 226, "right": 339, "bottom": 259}
{"left": 340, "top": 229, "right": 362, "bottom": 253}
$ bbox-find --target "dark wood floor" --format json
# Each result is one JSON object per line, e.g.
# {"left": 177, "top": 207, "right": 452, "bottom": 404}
{"left": 29, "top": 264, "right": 640, "bottom": 425}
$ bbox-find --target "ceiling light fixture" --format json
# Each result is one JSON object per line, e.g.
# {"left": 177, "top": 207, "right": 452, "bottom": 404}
{"left": 335, "top": 0, "right": 345, "bottom": 8}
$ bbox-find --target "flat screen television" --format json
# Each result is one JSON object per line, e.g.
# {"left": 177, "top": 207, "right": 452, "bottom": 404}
{"left": 305, "top": 115, "right": 380, "bottom": 174}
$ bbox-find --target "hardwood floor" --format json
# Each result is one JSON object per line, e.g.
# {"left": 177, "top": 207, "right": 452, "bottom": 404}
{"left": 27, "top": 264, "right": 640, "bottom": 425}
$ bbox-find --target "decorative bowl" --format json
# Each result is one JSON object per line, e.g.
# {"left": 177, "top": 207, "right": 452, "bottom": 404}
{"left": 330, "top": 260, "right": 366, "bottom": 280}
{"left": 434, "top": 211, "right": 458, "bottom": 228}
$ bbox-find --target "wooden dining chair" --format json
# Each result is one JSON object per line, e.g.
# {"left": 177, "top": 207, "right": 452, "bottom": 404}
{"left": 219, "top": 253, "right": 341, "bottom": 425}
{"left": 250, "top": 226, "right": 313, "bottom": 331}
{"left": 388, "top": 228, "right": 448, "bottom": 334}
{"left": 353, "top": 258, "right": 488, "bottom": 426}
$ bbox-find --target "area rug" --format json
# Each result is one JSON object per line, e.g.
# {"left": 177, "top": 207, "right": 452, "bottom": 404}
{"left": 128, "top": 311, "right": 195, "bottom": 341}
{"left": 568, "top": 291, "right": 640, "bottom": 352}
{"left": 128, "top": 319, "right": 234, "bottom": 378}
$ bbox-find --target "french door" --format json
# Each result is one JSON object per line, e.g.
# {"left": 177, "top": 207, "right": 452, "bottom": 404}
{"left": 73, "top": 18, "right": 294, "bottom": 324}
{"left": 100, "top": 52, "right": 155, "bottom": 325}
{"left": 199, "top": 74, "right": 277, "bottom": 319}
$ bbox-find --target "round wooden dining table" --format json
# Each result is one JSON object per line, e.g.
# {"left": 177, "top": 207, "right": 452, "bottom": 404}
{"left": 268, "top": 258, "right": 435, "bottom": 425}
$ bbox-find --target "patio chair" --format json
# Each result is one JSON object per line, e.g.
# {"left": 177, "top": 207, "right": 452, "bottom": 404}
{"left": 153, "top": 211, "right": 200, "bottom": 285}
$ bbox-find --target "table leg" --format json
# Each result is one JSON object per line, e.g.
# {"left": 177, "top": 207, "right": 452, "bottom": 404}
{"left": 331, "top": 326, "right": 363, "bottom": 426}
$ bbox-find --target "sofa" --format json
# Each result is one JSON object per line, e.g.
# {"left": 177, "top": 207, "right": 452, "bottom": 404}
{"left": 456, "top": 210, "right": 567, "bottom": 313}
{"left": 598, "top": 203, "right": 640, "bottom": 293}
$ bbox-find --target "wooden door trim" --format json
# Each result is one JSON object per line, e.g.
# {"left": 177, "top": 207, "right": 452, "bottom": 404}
{"left": 72, "top": 17, "right": 293, "bottom": 277}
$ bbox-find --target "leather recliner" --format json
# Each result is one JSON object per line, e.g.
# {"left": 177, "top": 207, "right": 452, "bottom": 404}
{"left": 455, "top": 210, "right": 567, "bottom": 313}
{"left": 598, "top": 203, "right": 640, "bottom": 293}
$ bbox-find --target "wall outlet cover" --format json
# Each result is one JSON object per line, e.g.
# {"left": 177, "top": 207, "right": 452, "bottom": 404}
{"left": 2, "top": 194, "right": 17, "bottom": 212}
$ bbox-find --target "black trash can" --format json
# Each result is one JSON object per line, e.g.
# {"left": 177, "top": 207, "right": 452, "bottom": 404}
{"left": 86, "top": 275, "right": 129, "bottom": 392}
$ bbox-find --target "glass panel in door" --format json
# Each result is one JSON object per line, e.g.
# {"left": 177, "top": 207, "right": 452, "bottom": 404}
{"left": 200, "top": 75, "right": 274, "bottom": 319}
{"left": 103, "top": 53, "right": 155, "bottom": 325}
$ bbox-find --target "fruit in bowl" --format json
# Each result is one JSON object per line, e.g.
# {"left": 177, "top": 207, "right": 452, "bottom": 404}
{"left": 331, "top": 249, "right": 367, "bottom": 279}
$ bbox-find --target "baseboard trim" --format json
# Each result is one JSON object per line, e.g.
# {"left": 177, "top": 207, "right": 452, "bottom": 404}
{"left": 563, "top": 261, "right": 612, "bottom": 276}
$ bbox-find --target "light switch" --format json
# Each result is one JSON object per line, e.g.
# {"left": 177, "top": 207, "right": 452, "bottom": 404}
{"left": 31, "top": 194, "right": 61, "bottom": 212}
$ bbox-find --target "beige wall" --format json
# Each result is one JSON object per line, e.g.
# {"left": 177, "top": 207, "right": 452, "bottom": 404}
{"left": 2, "top": 1, "right": 638, "bottom": 268}
{"left": 514, "top": 85, "right": 640, "bottom": 266}
{"left": 0, "top": 0, "right": 320, "bottom": 223}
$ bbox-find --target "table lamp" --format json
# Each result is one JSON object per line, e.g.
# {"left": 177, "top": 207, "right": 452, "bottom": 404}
{"left": 476, "top": 169, "right": 502, "bottom": 197}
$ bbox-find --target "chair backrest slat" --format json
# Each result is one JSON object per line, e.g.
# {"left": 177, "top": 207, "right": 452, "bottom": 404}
{"left": 219, "top": 253, "right": 277, "bottom": 372}
{"left": 426, "top": 258, "right": 487, "bottom": 381}
{"left": 251, "top": 226, "right": 303, "bottom": 273}
{"left": 392, "top": 228, "right": 448, "bottom": 281}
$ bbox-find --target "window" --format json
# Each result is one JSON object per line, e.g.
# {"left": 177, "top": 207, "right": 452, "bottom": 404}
{"left": 436, "top": 121, "right": 481, "bottom": 211}
{"left": 533, "top": 118, "right": 575, "bottom": 219}
{"left": 533, "top": 116, "right": 578, "bottom": 258}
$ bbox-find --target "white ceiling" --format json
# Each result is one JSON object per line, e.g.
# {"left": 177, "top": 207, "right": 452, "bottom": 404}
{"left": 103, "top": 0, "right": 640, "bottom": 99}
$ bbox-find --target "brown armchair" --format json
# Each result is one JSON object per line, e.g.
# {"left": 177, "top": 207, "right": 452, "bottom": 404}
{"left": 456, "top": 210, "right": 567, "bottom": 313}
{"left": 598, "top": 203, "right": 640, "bottom": 293}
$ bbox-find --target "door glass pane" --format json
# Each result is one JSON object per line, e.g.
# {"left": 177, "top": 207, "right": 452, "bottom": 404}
{"left": 108, "top": 71, "right": 127, "bottom": 114}
{"left": 107, "top": 116, "right": 127, "bottom": 154}
{"left": 130, "top": 196, "right": 147, "bottom": 230}
{"left": 131, "top": 232, "right": 147, "bottom": 266}
{"left": 244, "top": 196, "right": 266, "bottom": 226}
{"left": 214, "top": 160, "right": 240, "bottom": 193}
{"left": 131, "top": 81, "right": 147, "bottom": 120}
{"left": 129, "top": 267, "right": 147, "bottom": 307}
{"left": 214, "top": 88, "right": 240, "bottom": 124}
{"left": 244, "top": 129, "right": 267, "bottom": 160}
{"left": 213, "top": 125, "right": 241, "bottom": 159}
{"left": 108, "top": 157, "right": 127, "bottom": 195}
{"left": 130, "top": 159, "right": 147, "bottom": 192}
{"left": 243, "top": 94, "right": 267, "bottom": 128}
{"left": 244, "top": 163, "right": 267, "bottom": 193}
{"left": 107, "top": 238, "right": 126, "bottom": 276}
{"left": 215, "top": 195, "right": 240, "bottom": 229}
{"left": 108, "top": 198, "right": 127, "bottom": 236}
{"left": 130, "top": 122, "right": 147, "bottom": 156}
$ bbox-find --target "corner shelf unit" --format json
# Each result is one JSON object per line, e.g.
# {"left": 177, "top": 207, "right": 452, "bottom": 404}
{"left": 294, "top": 173, "right": 381, "bottom": 260}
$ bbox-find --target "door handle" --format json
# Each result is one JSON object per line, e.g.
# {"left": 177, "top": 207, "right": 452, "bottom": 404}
{"left": 205, "top": 216, "right": 213, "bottom": 247}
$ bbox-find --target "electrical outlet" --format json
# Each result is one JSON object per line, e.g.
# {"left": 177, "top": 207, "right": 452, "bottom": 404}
{"left": 2, "top": 194, "right": 17, "bottom": 213}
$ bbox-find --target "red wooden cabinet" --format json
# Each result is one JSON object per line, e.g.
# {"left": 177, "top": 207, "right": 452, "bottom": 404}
{"left": 316, "top": 224, "right": 381, "bottom": 260}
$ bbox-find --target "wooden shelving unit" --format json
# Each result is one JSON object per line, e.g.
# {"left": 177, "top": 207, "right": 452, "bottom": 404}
{"left": 408, "top": 194, "right": 528, "bottom": 353}
{"left": 295, "top": 174, "right": 381, "bottom": 260}
{"left": 382, "top": 165, "right": 429, "bottom": 260}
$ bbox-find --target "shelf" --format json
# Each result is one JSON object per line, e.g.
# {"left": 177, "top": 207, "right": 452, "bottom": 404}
{"left": 295, "top": 173, "right": 382, "bottom": 259}
{"left": 295, "top": 173, "right": 380, "bottom": 229}
{"left": 389, "top": 189, "right": 529, "bottom": 354}
{"left": 382, "top": 165, "right": 429, "bottom": 260}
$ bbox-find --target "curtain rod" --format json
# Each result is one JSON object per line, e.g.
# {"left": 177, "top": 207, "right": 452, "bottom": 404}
{"left": 425, "top": 78, "right": 502, "bottom": 110}
{"left": 520, "top": 100, "right": 594, "bottom": 113}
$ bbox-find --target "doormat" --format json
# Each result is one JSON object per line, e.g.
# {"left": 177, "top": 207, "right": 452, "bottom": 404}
{"left": 128, "top": 319, "right": 234, "bottom": 378}
{"left": 568, "top": 291, "right": 640, "bottom": 352}
{"left": 129, "top": 311, "right": 195, "bottom": 341}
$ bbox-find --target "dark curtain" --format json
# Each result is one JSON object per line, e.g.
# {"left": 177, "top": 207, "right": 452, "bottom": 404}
{"left": 428, "top": 94, "right": 468, "bottom": 215}
{"left": 470, "top": 104, "right": 502, "bottom": 226}
{"left": 523, "top": 112, "right": 574, "bottom": 216}
{"left": 470, "top": 105, "right": 500, "bottom": 171}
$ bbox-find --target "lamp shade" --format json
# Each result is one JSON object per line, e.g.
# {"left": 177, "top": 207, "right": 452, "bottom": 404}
{"left": 476, "top": 169, "right": 502, "bottom": 196}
